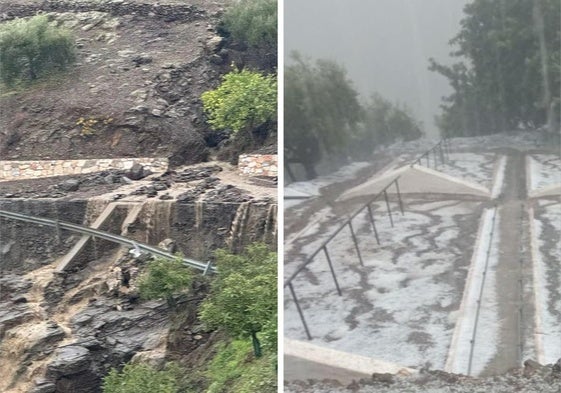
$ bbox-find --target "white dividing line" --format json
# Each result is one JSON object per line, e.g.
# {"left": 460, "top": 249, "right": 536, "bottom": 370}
{"left": 529, "top": 204, "right": 561, "bottom": 365}
{"left": 445, "top": 207, "right": 500, "bottom": 375}
{"left": 491, "top": 156, "right": 507, "bottom": 199}
{"left": 529, "top": 206, "right": 546, "bottom": 364}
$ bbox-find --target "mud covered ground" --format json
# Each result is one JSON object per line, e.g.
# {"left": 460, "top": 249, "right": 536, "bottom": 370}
{"left": 0, "top": 0, "right": 276, "bottom": 164}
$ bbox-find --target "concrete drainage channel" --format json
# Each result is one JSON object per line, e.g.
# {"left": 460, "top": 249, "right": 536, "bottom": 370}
{"left": 284, "top": 148, "right": 560, "bottom": 383}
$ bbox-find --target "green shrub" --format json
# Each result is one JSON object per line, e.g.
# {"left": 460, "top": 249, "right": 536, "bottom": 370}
{"left": 199, "top": 243, "right": 277, "bottom": 357}
{"left": 201, "top": 68, "right": 276, "bottom": 138}
{"left": 138, "top": 257, "right": 193, "bottom": 305}
{"left": 222, "top": 0, "right": 277, "bottom": 48}
{"left": 102, "top": 363, "right": 179, "bottom": 393}
{"left": 206, "top": 340, "right": 276, "bottom": 393}
{"left": 0, "top": 15, "right": 75, "bottom": 86}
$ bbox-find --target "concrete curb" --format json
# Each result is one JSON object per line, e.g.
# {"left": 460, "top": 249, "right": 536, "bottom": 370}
{"left": 285, "top": 338, "right": 417, "bottom": 378}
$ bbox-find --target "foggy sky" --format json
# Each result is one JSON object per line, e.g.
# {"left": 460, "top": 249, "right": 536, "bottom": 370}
{"left": 285, "top": 0, "right": 470, "bottom": 137}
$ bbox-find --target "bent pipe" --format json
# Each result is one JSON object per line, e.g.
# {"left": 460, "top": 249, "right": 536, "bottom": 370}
{"left": 0, "top": 209, "right": 215, "bottom": 274}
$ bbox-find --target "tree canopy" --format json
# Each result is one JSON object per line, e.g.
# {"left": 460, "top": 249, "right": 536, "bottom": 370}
{"left": 429, "top": 0, "right": 560, "bottom": 137}
{"left": 199, "top": 243, "right": 277, "bottom": 357}
{"left": 201, "top": 67, "right": 277, "bottom": 141}
{"left": 284, "top": 52, "right": 362, "bottom": 179}
{"left": 354, "top": 93, "right": 422, "bottom": 155}
{"left": 0, "top": 15, "right": 75, "bottom": 86}
{"left": 285, "top": 52, "right": 423, "bottom": 180}
{"left": 221, "top": 0, "right": 277, "bottom": 50}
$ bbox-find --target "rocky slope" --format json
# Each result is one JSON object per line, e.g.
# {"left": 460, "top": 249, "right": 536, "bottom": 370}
{"left": 0, "top": 0, "right": 275, "bottom": 165}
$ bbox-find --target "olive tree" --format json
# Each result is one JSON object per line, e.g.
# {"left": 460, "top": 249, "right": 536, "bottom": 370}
{"left": 0, "top": 15, "right": 75, "bottom": 86}
{"left": 201, "top": 67, "right": 276, "bottom": 141}
{"left": 199, "top": 243, "right": 277, "bottom": 357}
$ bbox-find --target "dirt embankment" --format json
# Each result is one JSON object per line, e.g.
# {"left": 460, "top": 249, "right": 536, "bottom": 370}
{"left": 0, "top": 0, "right": 275, "bottom": 166}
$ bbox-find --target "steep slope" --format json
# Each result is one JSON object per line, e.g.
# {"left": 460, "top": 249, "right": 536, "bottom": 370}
{"left": 0, "top": 0, "right": 273, "bottom": 165}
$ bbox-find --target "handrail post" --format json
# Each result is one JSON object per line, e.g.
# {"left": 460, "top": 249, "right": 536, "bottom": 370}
{"left": 366, "top": 203, "right": 380, "bottom": 245}
{"left": 288, "top": 283, "right": 312, "bottom": 340}
{"left": 55, "top": 219, "right": 61, "bottom": 244}
{"left": 394, "top": 179, "right": 404, "bottom": 215}
{"left": 323, "top": 246, "right": 342, "bottom": 296}
{"left": 348, "top": 220, "right": 364, "bottom": 266}
{"left": 383, "top": 190, "right": 394, "bottom": 227}
{"left": 203, "top": 260, "right": 213, "bottom": 275}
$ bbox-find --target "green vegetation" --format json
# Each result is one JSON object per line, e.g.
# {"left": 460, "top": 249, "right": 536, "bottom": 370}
{"left": 429, "top": 0, "right": 560, "bottom": 137}
{"left": 200, "top": 243, "right": 277, "bottom": 357}
{"left": 205, "top": 339, "right": 276, "bottom": 393}
{"left": 353, "top": 93, "right": 422, "bottom": 155}
{"left": 103, "top": 243, "right": 277, "bottom": 393}
{"left": 285, "top": 52, "right": 423, "bottom": 180}
{"left": 138, "top": 257, "right": 193, "bottom": 306}
{"left": 201, "top": 67, "right": 277, "bottom": 141}
{"left": 285, "top": 52, "right": 362, "bottom": 179}
{"left": 0, "top": 15, "right": 75, "bottom": 87}
{"left": 221, "top": 0, "right": 277, "bottom": 49}
{"left": 102, "top": 363, "right": 179, "bottom": 393}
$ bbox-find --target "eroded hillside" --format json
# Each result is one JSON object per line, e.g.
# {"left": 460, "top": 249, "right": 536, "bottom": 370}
{"left": 0, "top": 0, "right": 275, "bottom": 165}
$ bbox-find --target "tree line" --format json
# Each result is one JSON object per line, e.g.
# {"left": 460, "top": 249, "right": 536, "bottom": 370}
{"left": 285, "top": 52, "right": 423, "bottom": 181}
{"left": 429, "top": 0, "right": 560, "bottom": 137}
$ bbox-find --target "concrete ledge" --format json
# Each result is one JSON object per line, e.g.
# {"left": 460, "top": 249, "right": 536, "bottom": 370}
{"left": 55, "top": 202, "right": 138, "bottom": 272}
{"left": 284, "top": 338, "right": 416, "bottom": 383}
{"left": 529, "top": 184, "right": 561, "bottom": 199}
{"left": 338, "top": 164, "right": 491, "bottom": 201}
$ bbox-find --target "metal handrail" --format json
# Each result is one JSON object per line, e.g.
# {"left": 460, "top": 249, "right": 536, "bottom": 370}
{"left": 0, "top": 209, "right": 215, "bottom": 273}
{"left": 284, "top": 137, "right": 451, "bottom": 339}
{"left": 411, "top": 138, "right": 450, "bottom": 168}
{"left": 283, "top": 176, "right": 402, "bottom": 286}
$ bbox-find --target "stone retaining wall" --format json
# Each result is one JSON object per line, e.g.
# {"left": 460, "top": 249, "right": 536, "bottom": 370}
{"left": 238, "top": 154, "right": 277, "bottom": 177}
{"left": 0, "top": 158, "right": 168, "bottom": 181}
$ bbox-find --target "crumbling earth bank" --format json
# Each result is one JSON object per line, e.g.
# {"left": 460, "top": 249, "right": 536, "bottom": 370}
{"left": 0, "top": 0, "right": 240, "bottom": 164}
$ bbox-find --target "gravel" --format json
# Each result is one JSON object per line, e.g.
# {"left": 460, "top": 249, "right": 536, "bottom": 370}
{"left": 285, "top": 360, "right": 561, "bottom": 393}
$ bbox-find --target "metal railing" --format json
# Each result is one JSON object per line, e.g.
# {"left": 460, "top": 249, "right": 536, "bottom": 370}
{"left": 411, "top": 138, "right": 451, "bottom": 170}
{"left": 284, "top": 177, "right": 404, "bottom": 339}
{"left": 285, "top": 138, "right": 452, "bottom": 340}
{"left": 0, "top": 209, "right": 215, "bottom": 274}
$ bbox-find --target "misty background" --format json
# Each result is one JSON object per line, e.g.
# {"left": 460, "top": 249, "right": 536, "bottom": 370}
{"left": 284, "top": 0, "right": 469, "bottom": 137}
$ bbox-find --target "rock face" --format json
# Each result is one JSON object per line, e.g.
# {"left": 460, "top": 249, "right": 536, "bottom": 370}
{"left": 47, "top": 346, "right": 91, "bottom": 377}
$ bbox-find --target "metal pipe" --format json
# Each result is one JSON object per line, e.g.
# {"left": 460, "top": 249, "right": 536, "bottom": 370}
{"left": 288, "top": 283, "right": 312, "bottom": 340}
{"left": 323, "top": 246, "right": 342, "bottom": 296}
{"left": 383, "top": 190, "right": 394, "bottom": 227}
{"left": 0, "top": 209, "right": 212, "bottom": 273}
{"left": 395, "top": 179, "right": 404, "bottom": 215}
{"left": 366, "top": 203, "right": 380, "bottom": 245}
{"left": 348, "top": 220, "right": 364, "bottom": 266}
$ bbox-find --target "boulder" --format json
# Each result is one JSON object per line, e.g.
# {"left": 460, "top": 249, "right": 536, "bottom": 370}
{"left": 125, "top": 163, "right": 147, "bottom": 180}
{"left": 59, "top": 179, "right": 80, "bottom": 192}
{"left": 30, "top": 379, "right": 56, "bottom": 393}
{"left": 206, "top": 35, "right": 224, "bottom": 52}
{"left": 47, "top": 346, "right": 91, "bottom": 377}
